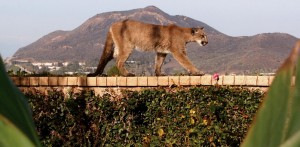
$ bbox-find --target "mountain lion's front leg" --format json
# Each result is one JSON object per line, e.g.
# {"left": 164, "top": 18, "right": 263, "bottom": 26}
{"left": 155, "top": 53, "right": 167, "bottom": 76}
{"left": 171, "top": 51, "right": 205, "bottom": 76}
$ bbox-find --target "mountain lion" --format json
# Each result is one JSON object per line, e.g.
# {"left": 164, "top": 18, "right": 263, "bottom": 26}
{"left": 88, "top": 19, "right": 208, "bottom": 76}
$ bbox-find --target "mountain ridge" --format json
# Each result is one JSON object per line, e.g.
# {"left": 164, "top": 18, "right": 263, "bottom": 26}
{"left": 12, "top": 6, "right": 298, "bottom": 74}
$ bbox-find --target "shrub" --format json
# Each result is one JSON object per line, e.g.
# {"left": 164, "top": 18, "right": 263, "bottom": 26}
{"left": 26, "top": 86, "right": 263, "bottom": 146}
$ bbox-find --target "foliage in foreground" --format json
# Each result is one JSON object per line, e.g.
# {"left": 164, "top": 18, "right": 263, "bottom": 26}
{"left": 26, "top": 86, "right": 263, "bottom": 146}
{"left": 0, "top": 57, "right": 41, "bottom": 147}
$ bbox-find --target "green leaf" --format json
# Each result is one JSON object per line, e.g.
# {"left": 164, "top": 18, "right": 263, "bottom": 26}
{"left": 242, "top": 40, "right": 300, "bottom": 147}
{"left": 0, "top": 115, "right": 35, "bottom": 147}
{"left": 0, "top": 57, "right": 41, "bottom": 146}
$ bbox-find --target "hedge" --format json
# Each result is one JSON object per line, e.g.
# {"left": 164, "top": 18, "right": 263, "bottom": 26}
{"left": 25, "top": 86, "right": 264, "bottom": 146}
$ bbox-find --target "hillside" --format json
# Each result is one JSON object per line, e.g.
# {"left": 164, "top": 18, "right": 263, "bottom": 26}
{"left": 12, "top": 6, "right": 298, "bottom": 74}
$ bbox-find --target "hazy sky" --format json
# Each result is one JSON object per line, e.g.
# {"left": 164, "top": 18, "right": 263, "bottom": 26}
{"left": 1, "top": 0, "right": 299, "bottom": 58}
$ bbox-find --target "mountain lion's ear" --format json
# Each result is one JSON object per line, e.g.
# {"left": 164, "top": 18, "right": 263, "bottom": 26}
{"left": 200, "top": 27, "right": 204, "bottom": 30}
{"left": 191, "top": 28, "right": 198, "bottom": 35}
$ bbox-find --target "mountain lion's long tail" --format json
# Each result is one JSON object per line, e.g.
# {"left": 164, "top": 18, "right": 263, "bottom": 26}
{"left": 87, "top": 31, "right": 114, "bottom": 76}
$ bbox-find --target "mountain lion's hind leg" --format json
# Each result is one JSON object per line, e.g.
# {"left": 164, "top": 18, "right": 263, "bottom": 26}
{"left": 116, "top": 47, "right": 135, "bottom": 76}
{"left": 155, "top": 53, "right": 167, "bottom": 76}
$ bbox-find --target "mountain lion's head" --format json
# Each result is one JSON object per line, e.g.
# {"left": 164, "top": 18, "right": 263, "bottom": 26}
{"left": 192, "top": 27, "right": 208, "bottom": 46}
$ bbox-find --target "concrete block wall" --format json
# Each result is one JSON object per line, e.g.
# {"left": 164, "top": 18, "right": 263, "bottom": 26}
{"left": 10, "top": 75, "right": 275, "bottom": 87}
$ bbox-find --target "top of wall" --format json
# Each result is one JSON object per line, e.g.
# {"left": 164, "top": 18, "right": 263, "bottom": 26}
{"left": 10, "top": 75, "right": 276, "bottom": 87}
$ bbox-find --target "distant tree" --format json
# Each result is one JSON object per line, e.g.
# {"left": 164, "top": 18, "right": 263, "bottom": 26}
{"left": 7, "top": 70, "right": 14, "bottom": 76}
{"left": 107, "top": 66, "right": 121, "bottom": 76}
{"left": 66, "top": 62, "right": 80, "bottom": 72}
